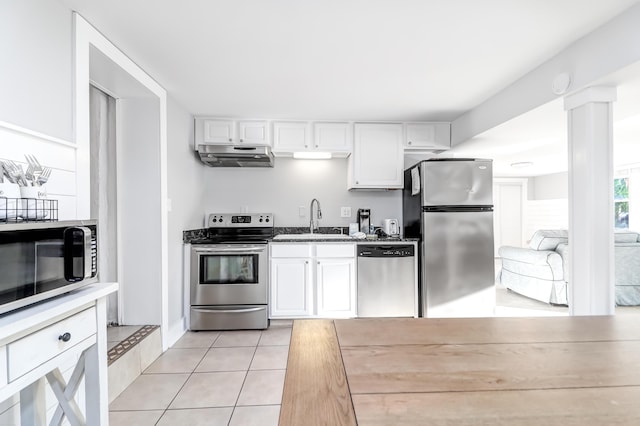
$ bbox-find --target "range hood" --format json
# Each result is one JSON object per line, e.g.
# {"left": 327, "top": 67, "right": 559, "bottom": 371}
{"left": 197, "top": 144, "right": 274, "bottom": 167}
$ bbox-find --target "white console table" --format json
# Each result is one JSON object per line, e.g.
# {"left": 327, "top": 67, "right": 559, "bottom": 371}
{"left": 0, "top": 282, "right": 118, "bottom": 425}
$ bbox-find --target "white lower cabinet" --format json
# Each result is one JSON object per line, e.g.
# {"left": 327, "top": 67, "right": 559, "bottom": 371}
{"left": 316, "top": 258, "right": 356, "bottom": 317}
{"left": 270, "top": 258, "right": 312, "bottom": 317}
{"left": 270, "top": 243, "right": 356, "bottom": 318}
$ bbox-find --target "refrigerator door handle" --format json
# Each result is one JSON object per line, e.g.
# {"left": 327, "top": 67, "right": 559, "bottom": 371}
{"left": 422, "top": 206, "right": 493, "bottom": 212}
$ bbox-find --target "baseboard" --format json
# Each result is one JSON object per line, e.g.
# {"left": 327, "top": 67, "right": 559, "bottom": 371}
{"left": 166, "top": 317, "right": 187, "bottom": 349}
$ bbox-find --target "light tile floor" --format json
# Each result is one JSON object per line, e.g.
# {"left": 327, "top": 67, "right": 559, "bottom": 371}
{"left": 108, "top": 325, "right": 143, "bottom": 350}
{"left": 109, "top": 321, "right": 292, "bottom": 426}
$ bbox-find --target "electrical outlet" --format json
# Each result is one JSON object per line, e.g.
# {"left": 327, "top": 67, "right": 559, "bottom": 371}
{"left": 341, "top": 207, "right": 352, "bottom": 218}
{"left": 299, "top": 206, "right": 306, "bottom": 217}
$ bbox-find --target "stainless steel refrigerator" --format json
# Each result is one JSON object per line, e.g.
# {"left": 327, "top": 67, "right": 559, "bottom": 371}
{"left": 403, "top": 159, "right": 495, "bottom": 318}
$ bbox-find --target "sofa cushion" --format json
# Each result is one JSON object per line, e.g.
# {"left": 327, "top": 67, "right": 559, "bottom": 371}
{"left": 614, "top": 231, "right": 639, "bottom": 243}
{"left": 528, "top": 230, "right": 568, "bottom": 251}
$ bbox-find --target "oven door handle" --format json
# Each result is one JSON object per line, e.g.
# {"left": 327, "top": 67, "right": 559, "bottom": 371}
{"left": 191, "top": 307, "right": 266, "bottom": 314}
{"left": 194, "top": 247, "right": 266, "bottom": 254}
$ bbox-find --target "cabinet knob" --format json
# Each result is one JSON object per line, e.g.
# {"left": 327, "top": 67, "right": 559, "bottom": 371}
{"left": 305, "top": 260, "right": 309, "bottom": 264}
{"left": 315, "top": 145, "right": 319, "bottom": 148}
{"left": 240, "top": 139, "right": 244, "bottom": 143}
{"left": 317, "top": 261, "right": 320, "bottom": 265}
{"left": 356, "top": 181, "right": 359, "bottom": 184}
{"left": 228, "top": 138, "right": 232, "bottom": 142}
{"left": 408, "top": 141, "right": 412, "bottom": 145}
{"left": 58, "top": 332, "right": 71, "bottom": 342}
{"left": 305, "top": 145, "right": 308, "bottom": 148}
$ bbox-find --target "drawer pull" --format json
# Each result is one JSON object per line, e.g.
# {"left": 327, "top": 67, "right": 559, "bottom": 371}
{"left": 58, "top": 332, "right": 71, "bottom": 342}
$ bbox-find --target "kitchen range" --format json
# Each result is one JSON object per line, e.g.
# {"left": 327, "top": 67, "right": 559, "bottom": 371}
{"left": 189, "top": 213, "right": 273, "bottom": 330}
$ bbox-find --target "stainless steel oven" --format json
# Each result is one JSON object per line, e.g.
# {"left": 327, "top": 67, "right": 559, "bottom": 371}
{"left": 189, "top": 213, "right": 273, "bottom": 330}
{"left": 0, "top": 220, "right": 98, "bottom": 315}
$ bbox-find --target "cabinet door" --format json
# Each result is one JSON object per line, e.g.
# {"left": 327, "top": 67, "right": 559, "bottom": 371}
{"left": 316, "top": 258, "right": 356, "bottom": 318}
{"left": 238, "top": 120, "right": 270, "bottom": 145}
{"left": 272, "top": 122, "right": 310, "bottom": 152}
{"left": 349, "top": 123, "right": 404, "bottom": 189}
{"left": 314, "top": 122, "right": 352, "bottom": 154}
{"left": 270, "top": 258, "right": 312, "bottom": 318}
{"left": 201, "top": 119, "right": 235, "bottom": 144}
{"left": 405, "top": 123, "right": 450, "bottom": 150}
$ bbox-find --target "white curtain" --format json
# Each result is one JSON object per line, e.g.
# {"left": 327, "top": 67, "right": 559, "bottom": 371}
{"left": 89, "top": 86, "right": 119, "bottom": 324}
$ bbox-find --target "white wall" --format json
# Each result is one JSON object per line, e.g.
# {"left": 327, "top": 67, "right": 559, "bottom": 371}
{"left": 202, "top": 158, "right": 402, "bottom": 227}
{"left": 0, "top": 1, "right": 78, "bottom": 220}
{"left": 521, "top": 172, "right": 569, "bottom": 240}
{"left": 0, "top": 125, "right": 77, "bottom": 220}
{"left": 0, "top": 1, "right": 72, "bottom": 141}
{"left": 524, "top": 199, "right": 569, "bottom": 241}
{"left": 167, "top": 96, "right": 203, "bottom": 333}
{"left": 117, "top": 98, "right": 162, "bottom": 325}
{"left": 529, "top": 172, "right": 568, "bottom": 200}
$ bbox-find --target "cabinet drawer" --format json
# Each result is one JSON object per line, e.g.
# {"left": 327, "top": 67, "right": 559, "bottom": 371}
{"left": 8, "top": 307, "right": 96, "bottom": 381}
{"left": 315, "top": 243, "right": 355, "bottom": 258}
{"left": 271, "top": 244, "right": 312, "bottom": 258}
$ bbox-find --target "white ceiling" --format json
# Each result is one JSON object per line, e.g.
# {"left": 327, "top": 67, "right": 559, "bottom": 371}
{"left": 61, "top": 0, "right": 640, "bottom": 176}
{"left": 446, "top": 62, "right": 640, "bottom": 177}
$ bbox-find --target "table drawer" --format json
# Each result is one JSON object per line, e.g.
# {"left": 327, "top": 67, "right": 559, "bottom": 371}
{"left": 7, "top": 307, "right": 96, "bottom": 382}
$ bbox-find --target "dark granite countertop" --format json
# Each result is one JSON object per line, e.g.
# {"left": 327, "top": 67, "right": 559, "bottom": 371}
{"left": 183, "top": 226, "right": 418, "bottom": 244}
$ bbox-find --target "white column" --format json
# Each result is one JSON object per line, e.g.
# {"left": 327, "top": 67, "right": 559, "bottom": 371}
{"left": 564, "top": 86, "right": 617, "bottom": 316}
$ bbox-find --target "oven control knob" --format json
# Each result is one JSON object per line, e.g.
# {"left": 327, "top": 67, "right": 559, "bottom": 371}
{"left": 265, "top": 218, "right": 270, "bottom": 222}
{"left": 259, "top": 218, "right": 263, "bottom": 222}
{"left": 212, "top": 218, "right": 217, "bottom": 223}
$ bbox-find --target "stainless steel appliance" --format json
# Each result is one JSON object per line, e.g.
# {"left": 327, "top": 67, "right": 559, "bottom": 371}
{"left": 382, "top": 219, "right": 399, "bottom": 237}
{"left": 197, "top": 144, "right": 274, "bottom": 167}
{"left": 403, "top": 159, "right": 495, "bottom": 318}
{"left": 357, "top": 208, "right": 371, "bottom": 233}
{"left": 190, "top": 213, "right": 273, "bottom": 330}
{"left": 0, "top": 220, "right": 98, "bottom": 315}
{"left": 357, "top": 242, "right": 417, "bottom": 317}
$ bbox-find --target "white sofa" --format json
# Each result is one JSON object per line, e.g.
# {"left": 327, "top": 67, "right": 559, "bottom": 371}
{"left": 498, "top": 229, "right": 640, "bottom": 306}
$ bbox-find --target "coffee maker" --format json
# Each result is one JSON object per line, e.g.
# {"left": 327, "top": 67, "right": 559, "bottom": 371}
{"left": 357, "top": 208, "right": 371, "bottom": 233}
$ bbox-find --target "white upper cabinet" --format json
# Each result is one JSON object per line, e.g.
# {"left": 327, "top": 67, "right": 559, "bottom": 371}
{"left": 272, "top": 121, "right": 352, "bottom": 156}
{"left": 313, "top": 122, "right": 352, "bottom": 155}
{"left": 404, "top": 122, "right": 451, "bottom": 150}
{"left": 200, "top": 119, "right": 235, "bottom": 144}
{"left": 195, "top": 118, "right": 271, "bottom": 147}
{"left": 348, "top": 123, "right": 404, "bottom": 189}
{"left": 238, "top": 120, "right": 270, "bottom": 145}
{"left": 272, "top": 121, "right": 310, "bottom": 152}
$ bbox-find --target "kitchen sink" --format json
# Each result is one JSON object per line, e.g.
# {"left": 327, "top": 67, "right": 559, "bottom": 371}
{"left": 273, "top": 233, "right": 353, "bottom": 240}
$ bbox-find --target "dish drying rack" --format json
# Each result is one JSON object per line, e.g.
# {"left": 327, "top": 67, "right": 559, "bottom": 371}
{"left": 0, "top": 197, "right": 59, "bottom": 223}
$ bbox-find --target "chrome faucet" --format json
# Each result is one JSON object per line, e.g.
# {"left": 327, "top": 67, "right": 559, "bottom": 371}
{"left": 309, "top": 198, "right": 322, "bottom": 233}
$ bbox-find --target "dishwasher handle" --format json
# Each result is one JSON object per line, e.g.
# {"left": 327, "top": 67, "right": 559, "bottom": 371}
{"left": 358, "top": 245, "right": 415, "bottom": 257}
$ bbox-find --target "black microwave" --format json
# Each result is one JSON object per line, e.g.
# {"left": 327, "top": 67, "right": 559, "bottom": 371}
{"left": 0, "top": 220, "right": 98, "bottom": 315}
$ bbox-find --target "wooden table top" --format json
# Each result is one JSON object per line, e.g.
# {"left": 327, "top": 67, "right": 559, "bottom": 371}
{"left": 280, "top": 316, "right": 640, "bottom": 426}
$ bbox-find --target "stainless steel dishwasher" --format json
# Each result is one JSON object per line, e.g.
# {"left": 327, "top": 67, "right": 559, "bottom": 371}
{"left": 357, "top": 242, "right": 418, "bottom": 317}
